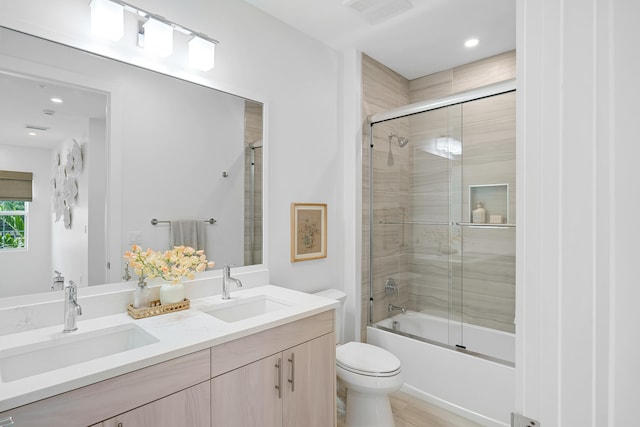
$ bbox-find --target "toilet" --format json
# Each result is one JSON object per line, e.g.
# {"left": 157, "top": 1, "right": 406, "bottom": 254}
{"left": 314, "top": 289, "right": 403, "bottom": 427}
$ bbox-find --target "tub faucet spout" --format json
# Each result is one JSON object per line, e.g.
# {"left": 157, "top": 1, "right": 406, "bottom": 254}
{"left": 388, "top": 304, "right": 406, "bottom": 314}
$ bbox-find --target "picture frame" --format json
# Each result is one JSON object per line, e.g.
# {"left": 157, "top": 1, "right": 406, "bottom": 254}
{"left": 291, "top": 203, "right": 327, "bottom": 262}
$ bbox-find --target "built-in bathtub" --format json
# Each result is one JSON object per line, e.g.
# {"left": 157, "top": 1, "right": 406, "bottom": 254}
{"left": 368, "top": 311, "right": 515, "bottom": 427}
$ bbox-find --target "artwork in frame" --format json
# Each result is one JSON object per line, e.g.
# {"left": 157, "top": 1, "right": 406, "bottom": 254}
{"left": 291, "top": 203, "right": 327, "bottom": 262}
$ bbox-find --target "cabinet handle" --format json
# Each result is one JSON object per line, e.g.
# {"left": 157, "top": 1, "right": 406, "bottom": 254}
{"left": 275, "top": 357, "right": 282, "bottom": 399}
{"left": 117, "top": 423, "right": 123, "bottom": 427}
{"left": 0, "top": 417, "right": 14, "bottom": 427}
{"left": 287, "top": 352, "right": 295, "bottom": 392}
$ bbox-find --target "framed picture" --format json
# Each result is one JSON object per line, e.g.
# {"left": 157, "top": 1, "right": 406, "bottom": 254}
{"left": 291, "top": 203, "right": 327, "bottom": 262}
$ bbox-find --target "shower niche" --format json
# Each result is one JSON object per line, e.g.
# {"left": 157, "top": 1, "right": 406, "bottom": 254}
{"left": 468, "top": 184, "right": 509, "bottom": 224}
{"left": 366, "top": 83, "right": 516, "bottom": 363}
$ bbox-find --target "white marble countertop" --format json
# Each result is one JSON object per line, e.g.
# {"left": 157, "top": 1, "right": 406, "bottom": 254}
{"left": 0, "top": 284, "right": 338, "bottom": 412}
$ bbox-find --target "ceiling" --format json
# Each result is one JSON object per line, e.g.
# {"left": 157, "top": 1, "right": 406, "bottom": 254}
{"left": 0, "top": 73, "right": 106, "bottom": 150}
{"left": 242, "top": 0, "right": 516, "bottom": 80}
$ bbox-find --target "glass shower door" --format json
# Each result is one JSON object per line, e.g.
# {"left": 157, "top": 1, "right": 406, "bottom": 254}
{"left": 368, "top": 102, "right": 465, "bottom": 349}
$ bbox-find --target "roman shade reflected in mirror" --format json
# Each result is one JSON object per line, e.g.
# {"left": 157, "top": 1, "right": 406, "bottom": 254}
{"left": 0, "top": 171, "right": 33, "bottom": 201}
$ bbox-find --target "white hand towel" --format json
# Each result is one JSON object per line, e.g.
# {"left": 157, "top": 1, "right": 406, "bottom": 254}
{"left": 170, "top": 220, "right": 206, "bottom": 252}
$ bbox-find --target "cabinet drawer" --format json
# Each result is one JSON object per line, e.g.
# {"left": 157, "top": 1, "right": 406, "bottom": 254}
{"left": 104, "top": 381, "right": 211, "bottom": 427}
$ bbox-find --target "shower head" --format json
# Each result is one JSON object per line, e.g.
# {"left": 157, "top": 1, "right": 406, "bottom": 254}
{"left": 388, "top": 133, "right": 409, "bottom": 148}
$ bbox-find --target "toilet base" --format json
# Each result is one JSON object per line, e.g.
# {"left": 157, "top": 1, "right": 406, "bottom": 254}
{"left": 344, "top": 387, "right": 395, "bottom": 427}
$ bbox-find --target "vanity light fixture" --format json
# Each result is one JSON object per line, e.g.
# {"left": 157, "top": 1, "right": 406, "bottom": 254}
{"left": 90, "top": 0, "right": 124, "bottom": 41}
{"left": 140, "top": 17, "right": 174, "bottom": 58}
{"left": 89, "top": 0, "right": 218, "bottom": 69}
{"left": 188, "top": 35, "right": 216, "bottom": 71}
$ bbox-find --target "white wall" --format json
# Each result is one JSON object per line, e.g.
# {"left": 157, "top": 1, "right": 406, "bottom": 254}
{"left": 0, "top": 0, "right": 343, "bottom": 295}
{"left": 517, "top": 0, "right": 640, "bottom": 425}
{"left": 0, "top": 145, "right": 52, "bottom": 295}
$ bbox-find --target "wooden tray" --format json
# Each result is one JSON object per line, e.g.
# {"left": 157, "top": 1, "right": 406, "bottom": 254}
{"left": 127, "top": 298, "right": 190, "bottom": 319}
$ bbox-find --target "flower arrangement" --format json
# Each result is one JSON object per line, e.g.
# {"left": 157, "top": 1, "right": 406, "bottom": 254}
{"left": 124, "top": 244, "right": 215, "bottom": 284}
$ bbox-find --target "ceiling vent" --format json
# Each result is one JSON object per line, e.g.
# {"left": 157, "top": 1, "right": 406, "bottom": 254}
{"left": 343, "top": 0, "right": 413, "bottom": 24}
{"left": 25, "top": 124, "right": 49, "bottom": 131}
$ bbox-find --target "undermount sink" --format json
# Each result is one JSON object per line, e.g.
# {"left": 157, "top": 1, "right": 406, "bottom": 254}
{"left": 202, "top": 295, "right": 291, "bottom": 323}
{"left": 0, "top": 324, "right": 159, "bottom": 382}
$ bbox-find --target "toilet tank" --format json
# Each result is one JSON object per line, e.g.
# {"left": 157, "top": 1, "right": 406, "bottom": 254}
{"left": 313, "top": 288, "right": 346, "bottom": 344}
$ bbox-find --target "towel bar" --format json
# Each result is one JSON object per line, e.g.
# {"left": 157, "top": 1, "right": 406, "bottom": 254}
{"left": 150, "top": 218, "right": 216, "bottom": 225}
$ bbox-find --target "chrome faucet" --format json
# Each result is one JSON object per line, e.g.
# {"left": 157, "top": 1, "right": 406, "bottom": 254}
{"left": 63, "top": 280, "right": 82, "bottom": 332}
{"left": 388, "top": 303, "right": 406, "bottom": 314}
{"left": 222, "top": 264, "right": 242, "bottom": 299}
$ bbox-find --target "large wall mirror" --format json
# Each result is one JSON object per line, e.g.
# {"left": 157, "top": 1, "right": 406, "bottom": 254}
{"left": 0, "top": 27, "right": 264, "bottom": 298}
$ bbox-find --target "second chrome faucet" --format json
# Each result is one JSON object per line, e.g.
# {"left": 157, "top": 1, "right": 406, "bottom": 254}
{"left": 221, "top": 264, "right": 242, "bottom": 299}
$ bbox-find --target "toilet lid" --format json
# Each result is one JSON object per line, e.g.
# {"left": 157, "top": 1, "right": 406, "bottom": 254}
{"left": 336, "top": 342, "right": 401, "bottom": 377}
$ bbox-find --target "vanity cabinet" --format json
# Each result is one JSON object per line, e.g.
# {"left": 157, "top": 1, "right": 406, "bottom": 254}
{"left": 0, "top": 310, "right": 335, "bottom": 427}
{"left": 282, "top": 333, "right": 336, "bottom": 427}
{"left": 212, "top": 353, "right": 281, "bottom": 426}
{"left": 210, "top": 310, "right": 336, "bottom": 427}
{"left": 211, "top": 334, "right": 335, "bottom": 427}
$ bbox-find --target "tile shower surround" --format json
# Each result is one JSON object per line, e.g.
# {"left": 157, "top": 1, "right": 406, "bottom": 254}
{"left": 362, "top": 51, "right": 516, "bottom": 340}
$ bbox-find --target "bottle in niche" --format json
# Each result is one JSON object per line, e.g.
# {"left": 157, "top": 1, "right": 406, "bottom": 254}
{"left": 472, "top": 202, "right": 486, "bottom": 223}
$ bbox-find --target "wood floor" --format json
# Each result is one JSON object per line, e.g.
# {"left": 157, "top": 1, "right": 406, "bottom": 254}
{"left": 337, "top": 390, "right": 485, "bottom": 427}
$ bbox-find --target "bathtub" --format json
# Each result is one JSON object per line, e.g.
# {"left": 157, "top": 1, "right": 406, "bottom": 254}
{"left": 367, "top": 311, "right": 515, "bottom": 427}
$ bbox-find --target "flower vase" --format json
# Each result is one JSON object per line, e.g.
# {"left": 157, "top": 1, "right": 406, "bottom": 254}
{"left": 160, "top": 282, "right": 185, "bottom": 305}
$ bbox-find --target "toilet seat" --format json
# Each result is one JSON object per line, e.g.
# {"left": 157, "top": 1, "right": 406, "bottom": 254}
{"left": 336, "top": 342, "right": 401, "bottom": 378}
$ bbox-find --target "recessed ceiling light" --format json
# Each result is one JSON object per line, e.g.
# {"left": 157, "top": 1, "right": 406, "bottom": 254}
{"left": 50, "top": 97, "right": 63, "bottom": 103}
{"left": 28, "top": 132, "right": 37, "bottom": 136}
{"left": 464, "top": 38, "right": 479, "bottom": 48}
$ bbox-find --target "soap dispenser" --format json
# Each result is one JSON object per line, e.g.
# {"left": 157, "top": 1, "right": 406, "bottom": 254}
{"left": 472, "top": 202, "right": 486, "bottom": 224}
{"left": 133, "top": 274, "right": 151, "bottom": 309}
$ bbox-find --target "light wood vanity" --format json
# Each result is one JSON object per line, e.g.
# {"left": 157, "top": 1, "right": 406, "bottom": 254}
{"left": 0, "top": 287, "right": 337, "bottom": 427}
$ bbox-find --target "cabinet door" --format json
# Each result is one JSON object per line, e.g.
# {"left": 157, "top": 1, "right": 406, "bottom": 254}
{"left": 283, "top": 333, "right": 336, "bottom": 427}
{"left": 103, "top": 381, "right": 210, "bottom": 427}
{"left": 211, "top": 353, "right": 282, "bottom": 427}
